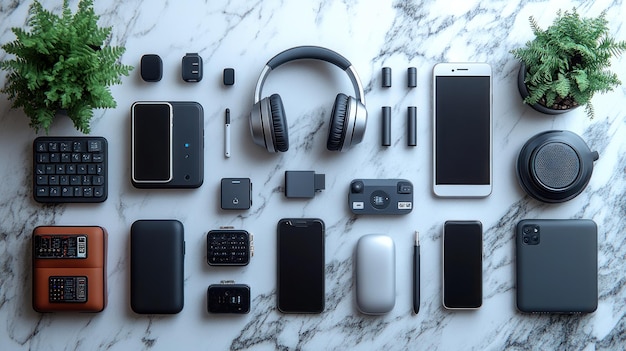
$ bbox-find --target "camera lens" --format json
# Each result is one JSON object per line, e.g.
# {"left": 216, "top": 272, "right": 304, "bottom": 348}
{"left": 523, "top": 237, "right": 530, "bottom": 244}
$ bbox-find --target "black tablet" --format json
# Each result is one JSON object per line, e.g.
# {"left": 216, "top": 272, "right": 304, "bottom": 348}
{"left": 516, "top": 219, "right": 597, "bottom": 313}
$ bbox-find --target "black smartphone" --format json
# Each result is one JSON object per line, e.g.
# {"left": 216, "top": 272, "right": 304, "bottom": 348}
{"left": 131, "top": 101, "right": 204, "bottom": 188}
{"left": 131, "top": 102, "right": 172, "bottom": 184}
{"left": 277, "top": 218, "right": 325, "bottom": 313}
{"left": 130, "top": 220, "right": 185, "bottom": 314}
{"left": 443, "top": 220, "right": 483, "bottom": 309}
{"left": 432, "top": 63, "right": 492, "bottom": 197}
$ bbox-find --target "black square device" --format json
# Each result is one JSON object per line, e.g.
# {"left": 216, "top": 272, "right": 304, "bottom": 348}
{"left": 221, "top": 178, "right": 252, "bottom": 210}
{"left": 140, "top": 54, "right": 162, "bottom": 82}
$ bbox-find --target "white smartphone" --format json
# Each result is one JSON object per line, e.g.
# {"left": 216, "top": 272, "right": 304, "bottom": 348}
{"left": 432, "top": 63, "right": 492, "bottom": 197}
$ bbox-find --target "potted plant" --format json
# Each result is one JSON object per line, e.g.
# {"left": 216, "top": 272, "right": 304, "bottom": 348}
{"left": 0, "top": 0, "right": 132, "bottom": 133}
{"left": 511, "top": 8, "right": 626, "bottom": 118}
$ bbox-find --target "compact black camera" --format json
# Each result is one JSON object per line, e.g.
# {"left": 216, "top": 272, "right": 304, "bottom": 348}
{"left": 348, "top": 179, "right": 413, "bottom": 215}
{"left": 521, "top": 224, "right": 540, "bottom": 245}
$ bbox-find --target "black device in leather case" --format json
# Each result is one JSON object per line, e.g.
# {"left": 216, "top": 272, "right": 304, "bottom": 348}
{"left": 131, "top": 102, "right": 204, "bottom": 189}
{"left": 130, "top": 220, "right": 185, "bottom": 314}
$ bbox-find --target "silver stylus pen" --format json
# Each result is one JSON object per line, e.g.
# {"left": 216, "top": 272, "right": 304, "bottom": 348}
{"left": 225, "top": 108, "right": 231, "bottom": 158}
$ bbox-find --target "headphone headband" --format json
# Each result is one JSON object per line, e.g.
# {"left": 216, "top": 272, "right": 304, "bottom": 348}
{"left": 253, "top": 46, "right": 365, "bottom": 104}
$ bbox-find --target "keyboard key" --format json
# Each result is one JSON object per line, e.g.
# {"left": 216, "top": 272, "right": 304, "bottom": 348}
{"left": 50, "top": 153, "right": 60, "bottom": 163}
{"left": 88, "top": 140, "right": 102, "bottom": 152}
{"left": 93, "top": 176, "right": 104, "bottom": 186}
{"left": 81, "top": 153, "right": 92, "bottom": 162}
{"left": 37, "top": 153, "right": 49, "bottom": 163}
{"left": 36, "top": 187, "right": 49, "bottom": 196}
{"left": 60, "top": 142, "right": 71, "bottom": 152}
{"left": 73, "top": 187, "right": 83, "bottom": 197}
{"left": 61, "top": 187, "right": 73, "bottom": 197}
{"left": 92, "top": 153, "right": 103, "bottom": 163}
{"left": 66, "top": 164, "right": 76, "bottom": 174}
{"left": 73, "top": 141, "right": 85, "bottom": 152}
{"left": 49, "top": 175, "right": 59, "bottom": 185}
{"left": 60, "top": 175, "right": 69, "bottom": 185}
{"left": 82, "top": 175, "right": 92, "bottom": 186}
{"left": 61, "top": 153, "right": 71, "bottom": 163}
{"left": 49, "top": 187, "right": 60, "bottom": 196}
{"left": 70, "top": 175, "right": 81, "bottom": 185}
{"left": 48, "top": 142, "right": 59, "bottom": 152}
{"left": 36, "top": 165, "right": 46, "bottom": 175}
{"left": 55, "top": 164, "right": 65, "bottom": 174}
{"left": 88, "top": 164, "right": 96, "bottom": 174}
{"left": 94, "top": 187, "right": 104, "bottom": 198}
{"left": 36, "top": 175, "right": 48, "bottom": 185}
{"left": 36, "top": 142, "right": 47, "bottom": 152}
{"left": 77, "top": 165, "right": 87, "bottom": 174}
{"left": 83, "top": 187, "right": 93, "bottom": 197}
{"left": 71, "top": 153, "right": 81, "bottom": 162}
{"left": 45, "top": 165, "right": 55, "bottom": 174}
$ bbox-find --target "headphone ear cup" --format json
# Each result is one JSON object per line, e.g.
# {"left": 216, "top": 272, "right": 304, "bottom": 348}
{"left": 269, "top": 94, "right": 289, "bottom": 152}
{"left": 327, "top": 93, "right": 349, "bottom": 151}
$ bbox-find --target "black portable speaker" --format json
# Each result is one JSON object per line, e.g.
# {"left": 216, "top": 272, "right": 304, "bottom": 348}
{"left": 516, "top": 130, "right": 599, "bottom": 203}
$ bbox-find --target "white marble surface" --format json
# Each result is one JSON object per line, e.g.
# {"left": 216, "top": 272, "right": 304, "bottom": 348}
{"left": 1, "top": 0, "right": 625, "bottom": 350}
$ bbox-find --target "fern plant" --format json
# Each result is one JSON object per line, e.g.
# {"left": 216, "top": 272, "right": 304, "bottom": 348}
{"left": 511, "top": 8, "right": 626, "bottom": 118}
{"left": 0, "top": 0, "right": 132, "bottom": 133}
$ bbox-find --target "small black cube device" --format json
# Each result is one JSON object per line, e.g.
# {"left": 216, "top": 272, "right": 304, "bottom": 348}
{"left": 284, "top": 171, "right": 325, "bottom": 198}
{"left": 140, "top": 54, "right": 163, "bottom": 82}
{"left": 223, "top": 68, "right": 235, "bottom": 86}
{"left": 349, "top": 179, "right": 413, "bottom": 215}
{"left": 181, "top": 53, "right": 202, "bottom": 82}
{"left": 221, "top": 178, "right": 252, "bottom": 210}
{"left": 131, "top": 102, "right": 204, "bottom": 189}
{"left": 207, "top": 281, "right": 250, "bottom": 314}
{"left": 207, "top": 228, "right": 253, "bottom": 266}
{"left": 33, "top": 136, "right": 108, "bottom": 203}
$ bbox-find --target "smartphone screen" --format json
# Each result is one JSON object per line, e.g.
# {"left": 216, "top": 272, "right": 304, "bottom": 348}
{"left": 277, "top": 218, "right": 325, "bottom": 313}
{"left": 443, "top": 221, "right": 483, "bottom": 309}
{"left": 131, "top": 102, "right": 173, "bottom": 183}
{"left": 433, "top": 63, "right": 492, "bottom": 197}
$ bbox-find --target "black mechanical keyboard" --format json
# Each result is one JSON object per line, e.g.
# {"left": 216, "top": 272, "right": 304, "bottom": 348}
{"left": 33, "top": 137, "right": 108, "bottom": 203}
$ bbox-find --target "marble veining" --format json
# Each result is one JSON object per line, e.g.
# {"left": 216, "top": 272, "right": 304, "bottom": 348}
{"left": 1, "top": 0, "right": 625, "bottom": 350}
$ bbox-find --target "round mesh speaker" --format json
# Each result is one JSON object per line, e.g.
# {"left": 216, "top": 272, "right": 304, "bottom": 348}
{"left": 532, "top": 142, "right": 580, "bottom": 190}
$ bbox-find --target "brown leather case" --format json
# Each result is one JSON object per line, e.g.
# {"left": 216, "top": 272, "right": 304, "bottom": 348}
{"left": 32, "top": 226, "right": 107, "bottom": 312}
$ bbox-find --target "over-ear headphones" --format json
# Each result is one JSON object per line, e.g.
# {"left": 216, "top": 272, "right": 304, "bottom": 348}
{"left": 249, "top": 46, "right": 367, "bottom": 152}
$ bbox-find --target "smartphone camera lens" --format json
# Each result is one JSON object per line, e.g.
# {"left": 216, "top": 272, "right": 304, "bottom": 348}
{"left": 523, "top": 237, "right": 530, "bottom": 244}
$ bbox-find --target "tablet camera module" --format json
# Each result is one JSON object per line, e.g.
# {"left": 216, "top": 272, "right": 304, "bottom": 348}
{"left": 521, "top": 224, "right": 540, "bottom": 245}
{"left": 349, "top": 179, "right": 413, "bottom": 215}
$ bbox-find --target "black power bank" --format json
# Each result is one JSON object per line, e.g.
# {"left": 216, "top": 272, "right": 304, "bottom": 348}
{"left": 130, "top": 220, "right": 185, "bottom": 314}
{"left": 131, "top": 102, "right": 204, "bottom": 189}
